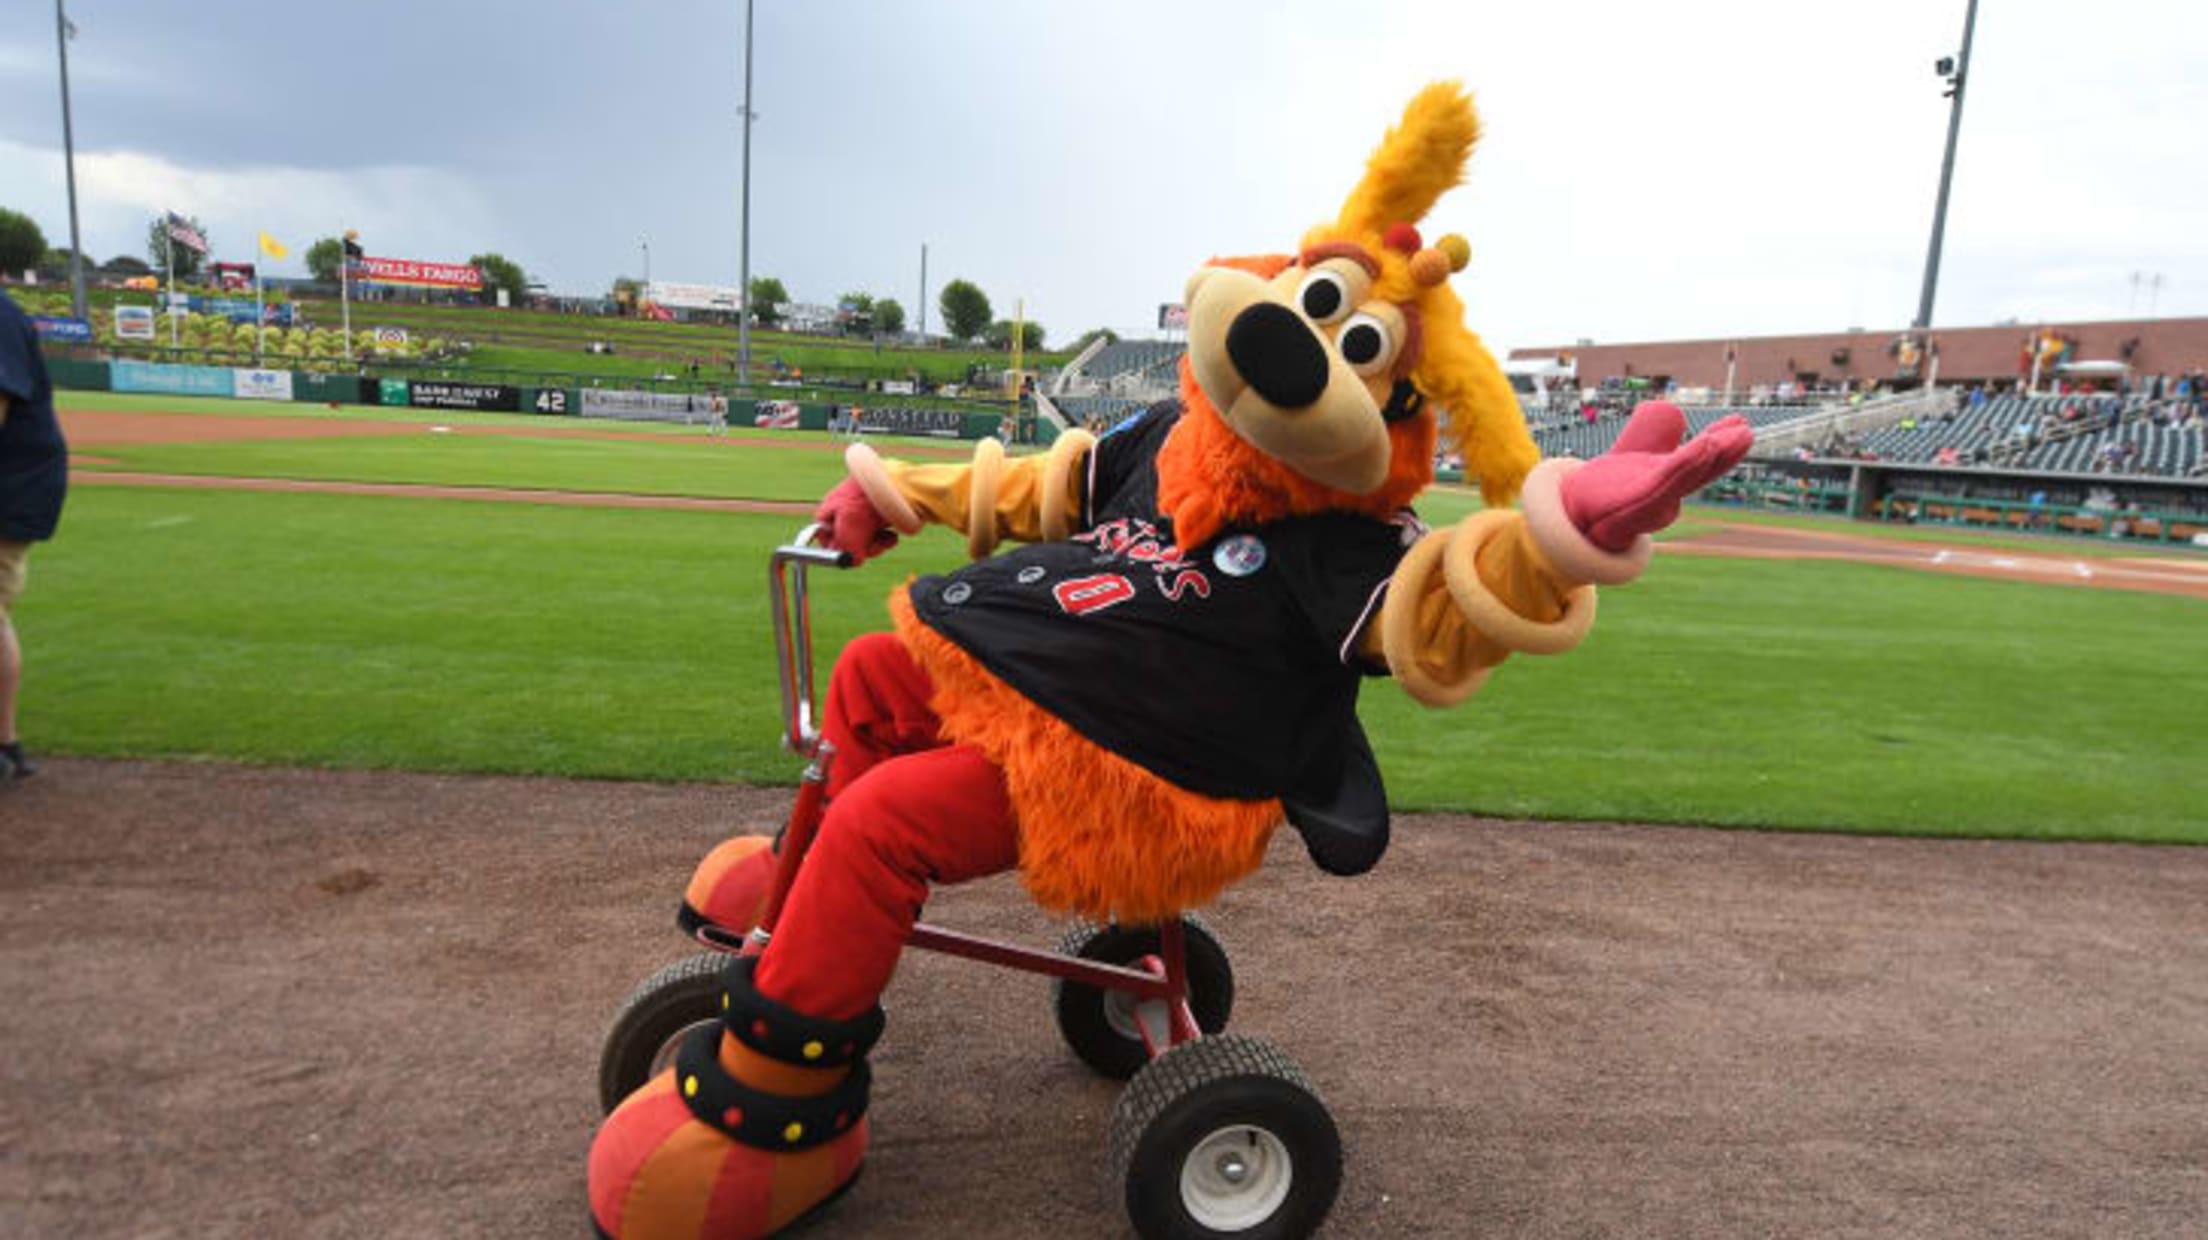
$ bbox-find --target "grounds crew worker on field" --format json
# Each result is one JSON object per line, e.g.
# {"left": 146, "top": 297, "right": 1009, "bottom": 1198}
{"left": 0, "top": 291, "right": 68, "bottom": 782}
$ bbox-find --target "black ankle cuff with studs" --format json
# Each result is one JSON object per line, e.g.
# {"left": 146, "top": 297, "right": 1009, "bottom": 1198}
{"left": 672, "top": 1024, "right": 871, "bottom": 1152}
{"left": 718, "top": 955, "right": 886, "bottom": 1069}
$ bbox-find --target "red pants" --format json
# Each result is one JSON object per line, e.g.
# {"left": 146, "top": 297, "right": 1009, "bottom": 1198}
{"left": 755, "top": 632, "right": 1020, "bottom": 1021}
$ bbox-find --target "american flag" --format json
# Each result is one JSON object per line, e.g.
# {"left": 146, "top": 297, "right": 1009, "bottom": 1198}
{"left": 164, "top": 212, "right": 207, "bottom": 255}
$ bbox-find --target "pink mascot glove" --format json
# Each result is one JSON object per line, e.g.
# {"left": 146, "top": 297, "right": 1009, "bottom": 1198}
{"left": 1561, "top": 402, "right": 1755, "bottom": 552}
{"left": 814, "top": 478, "right": 900, "bottom": 565}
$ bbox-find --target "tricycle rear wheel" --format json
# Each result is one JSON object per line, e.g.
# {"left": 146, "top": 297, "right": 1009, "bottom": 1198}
{"left": 1053, "top": 916, "right": 1233, "bottom": 1080}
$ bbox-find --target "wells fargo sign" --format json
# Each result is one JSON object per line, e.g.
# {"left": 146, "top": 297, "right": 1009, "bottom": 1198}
{"left": 351, "top": 255, "right": 484, "bottom": 290}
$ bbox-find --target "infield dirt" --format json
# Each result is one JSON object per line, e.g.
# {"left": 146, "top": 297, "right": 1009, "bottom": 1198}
{"left": 5, "top": 760, "right": 2204, "bottom": 1238}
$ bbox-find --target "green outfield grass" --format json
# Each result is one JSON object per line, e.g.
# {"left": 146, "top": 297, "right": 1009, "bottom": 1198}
{"left": 82, "top": 433, "right": 851, "bottom": 501}
{"left": 1680, "top": 504, "right": 2208, "bottom": 560}
{"left": 59, "top": 391, "right": 979, "bottom": 497}
{"left": 17, "top": 481, "right": 2204, "bottom": 844}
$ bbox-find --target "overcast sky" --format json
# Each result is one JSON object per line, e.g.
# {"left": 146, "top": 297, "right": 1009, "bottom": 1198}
{"left": 3, "top": 0, "right": 2204, "bottom": 352}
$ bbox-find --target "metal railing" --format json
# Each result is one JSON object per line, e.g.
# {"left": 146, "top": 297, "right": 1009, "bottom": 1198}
{"left": 1749, "top": 390, "right": 1954, "bottom": 457}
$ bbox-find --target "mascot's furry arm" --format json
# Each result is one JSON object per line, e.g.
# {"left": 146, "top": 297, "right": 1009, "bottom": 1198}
{"left": 822, "top": 433, "right": 1097, "bottom": 563}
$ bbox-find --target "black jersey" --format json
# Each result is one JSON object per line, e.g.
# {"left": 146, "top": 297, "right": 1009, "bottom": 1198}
{"left": 906, "top": 402, "right": 1413, "bottom": 805}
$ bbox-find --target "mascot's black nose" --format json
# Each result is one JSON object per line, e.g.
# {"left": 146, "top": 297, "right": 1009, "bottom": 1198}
{"left": 1226, "top": 302, "right": 1329, "bottom": 408}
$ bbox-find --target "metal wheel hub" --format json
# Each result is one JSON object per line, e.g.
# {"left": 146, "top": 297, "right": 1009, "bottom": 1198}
{"left": 651, "top": 1019, "right": 719, "bottom": 1078}
{"left": 1180, "top": 1124, "right": 1293, "bottom": 1230}
{"left": 1103, "top": 988, "right": 1144, "bottom": 1040}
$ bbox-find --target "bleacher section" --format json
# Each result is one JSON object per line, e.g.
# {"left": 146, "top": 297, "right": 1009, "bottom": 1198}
{"left": 1851, "top": 395, "right": 2206, "bottom": 478}
{"left": 1532, "top": 405, "right": 1825, "bottom": 462}
{"left": 1061, "top": 336, "right": 2207, "bottom": 482}
{"left": 1082, "top": 340, "right": 1184, "bottom": 381}
{"left": 1056, "top": 395, "right": 1149, "bottom": 432}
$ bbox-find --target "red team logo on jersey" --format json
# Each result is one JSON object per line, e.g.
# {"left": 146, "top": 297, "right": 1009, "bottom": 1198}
{"left": 1053, "top": 574, "right": 1138, "bottom": 615}
{"left": 1057, "top": 517, "right": 1212, "bottom": 614}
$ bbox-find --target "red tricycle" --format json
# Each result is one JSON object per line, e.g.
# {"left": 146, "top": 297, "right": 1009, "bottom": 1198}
{"left": 597, "top": 524, "right": 1343, "bottom": 1239}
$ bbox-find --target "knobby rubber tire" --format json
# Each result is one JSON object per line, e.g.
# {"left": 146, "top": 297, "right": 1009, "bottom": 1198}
{"left": 597, "top": 951, "right": 729, "bottom": 1112}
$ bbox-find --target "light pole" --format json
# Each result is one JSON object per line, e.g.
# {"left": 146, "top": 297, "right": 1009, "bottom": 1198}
{"left": 54, "top": 0, "right": 87, "bottom": 321}
{"left": 640, "top": 236, "right": 650, "bottom": 290}
{"left": 1912, "top": 0, "right": 1980, "bottom": 330}
{"left": 737, "top": 0, "right": 756, "bottom": 384}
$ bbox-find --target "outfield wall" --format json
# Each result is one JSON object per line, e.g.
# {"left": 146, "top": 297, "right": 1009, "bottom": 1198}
{"left": 46, "top": 358, "right": 1011, "bottom": 440}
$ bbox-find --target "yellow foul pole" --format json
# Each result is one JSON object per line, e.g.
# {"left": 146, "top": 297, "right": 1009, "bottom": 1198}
{"left": 1009, "top": 297, "right": 1025, "bottom": 442}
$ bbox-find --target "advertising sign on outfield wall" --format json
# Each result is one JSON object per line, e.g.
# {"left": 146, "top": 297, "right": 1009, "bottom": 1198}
{"left": 351, "top": 256, "right": 484, "bottom": 290}
{"left": 31, "top": 316, "right": 93, "bottom": 343}
{"left": 111, "top": 360, "right": 236, "bottom": 397}
{"left": 232, "top": 368, "right": 295, "bottom": 401}
{"left": 753, "top": 400, "right": 799, "bottom": 429}
{"left": 847, "top": 405, "right": 963, "bottom": 438}
{"left": 115, "top": 306, "right": 157, "bottom": 341}
{"left": 190, "top": 297, "right": 297, "bottom": 326}
{"left": 579, "top": 388, "right": 724, "bottom": 421}
{"left": 409, "top": 381, "right": 521, "bottom": 412}
{"left": 645, "top": 282, "right": 742, "bottom": 313}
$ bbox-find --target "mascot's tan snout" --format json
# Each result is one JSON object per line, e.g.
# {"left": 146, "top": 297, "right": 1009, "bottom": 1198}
{"left": 1185, "top": 264, "right": 1394, "bottom": 494}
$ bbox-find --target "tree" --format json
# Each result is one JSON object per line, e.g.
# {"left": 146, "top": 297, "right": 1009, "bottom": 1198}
{"left": 748, "top": 276, "right": 788, "bottom": 327}
{"left": 838, "top": 290, "right": 874, "bottom": 335}
{"left": 873, "top": 298, "right": 906, "bottom": 336}
{"left": 104, "top": 255, "right": 152, "bottom": 277}
{"left": 38, "top": 248, "right": 81, "bottom": 284}
{"left": 468, "top": 252, "right": 529, "bottom": 305}
{"left": 0, "top": 208, "right": 45, "bottom": 277}
{"left": 146, "top": 214, "right": 208, "bottom": 280}
{"left": 1068, "top": 327, "right": 1120, "bottom": 355}
{"left": 985, "top": 320, "right": 1046, "bottom": 352}
{"left": 305, "top": 236, "right": 344, "bottom": 283}
{"left": 938, "top": 279, "right": 991, "bottom": 342}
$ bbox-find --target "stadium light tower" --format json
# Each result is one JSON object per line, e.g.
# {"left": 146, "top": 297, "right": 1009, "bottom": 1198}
{"left": 736, "top": 0, "right": 756, "bottom": 382}
{"left": 1912, "top": 0, "right": 1979, "bottom": 330}
{"left": 54, "top": 0, "right": 87, "bottom": 321}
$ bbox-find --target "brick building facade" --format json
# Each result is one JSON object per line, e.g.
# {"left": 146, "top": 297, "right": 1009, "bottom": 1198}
{"left": 1510, "top": 317, "right": 2208, "bottom": 393}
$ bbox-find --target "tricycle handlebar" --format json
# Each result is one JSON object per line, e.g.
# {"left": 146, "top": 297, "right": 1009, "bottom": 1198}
{"left": 769, "top": 523, "right": 854, "bottom": 758}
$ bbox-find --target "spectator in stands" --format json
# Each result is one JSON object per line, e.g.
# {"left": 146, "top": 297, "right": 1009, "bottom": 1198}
{"left": 0, "top": 292, "right": 67, "bottom": 781}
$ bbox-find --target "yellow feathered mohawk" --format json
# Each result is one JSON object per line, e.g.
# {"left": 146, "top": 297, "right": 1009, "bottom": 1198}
{"left": 1302, "top": 82, "right": 1539, "bottom": 505}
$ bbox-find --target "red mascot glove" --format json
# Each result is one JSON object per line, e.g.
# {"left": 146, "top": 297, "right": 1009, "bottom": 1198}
{"left": 1561, "top": 402, "right": 1754, "bottom": 552}
{"left": 814, "top": 478, "right": 901, "bottom": 565}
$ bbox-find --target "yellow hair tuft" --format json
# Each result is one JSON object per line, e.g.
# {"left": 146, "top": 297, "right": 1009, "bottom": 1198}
{"left": 1336, "top": 81, "right": 1480, "bottom": 239}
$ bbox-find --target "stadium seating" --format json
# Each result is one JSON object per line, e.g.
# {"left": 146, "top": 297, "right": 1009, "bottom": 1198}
{"left": 1846, "top": 394, "right": 2204, "bottom": 478}
{"left": 1054, "top": 395, "right": 1149, "bottom": 432}
{"left": 1081, "top": 341, "right": 1185, "bottom": 382}
{"left": 1532, "top": 405, "right": 1824, "bottom": 461}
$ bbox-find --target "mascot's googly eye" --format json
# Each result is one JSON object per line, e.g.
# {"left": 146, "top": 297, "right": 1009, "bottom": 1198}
{"left": 1296, "top": 270, "right": 1352, "bottom": 325}
{"left": 1337, "top": 312, "right": 1395, "bottom": 375}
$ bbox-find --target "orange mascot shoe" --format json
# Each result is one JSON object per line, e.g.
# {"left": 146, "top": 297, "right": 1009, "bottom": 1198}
{"left": 589, "top": 957, "right": 879, "bottom": 1240}
{"left": 678, "top": 835, "right": 777, "bottom": 938}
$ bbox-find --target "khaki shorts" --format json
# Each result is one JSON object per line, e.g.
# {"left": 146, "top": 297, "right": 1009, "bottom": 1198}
{"left": 0, "top": 540, "right": 27, "bottom": 616}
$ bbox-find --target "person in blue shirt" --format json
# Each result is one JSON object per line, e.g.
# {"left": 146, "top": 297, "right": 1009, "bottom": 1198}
{"left": 0, "top": 291, "right": 69, "bottom": 780}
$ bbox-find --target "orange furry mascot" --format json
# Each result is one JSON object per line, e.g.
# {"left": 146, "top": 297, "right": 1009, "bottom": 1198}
{"left": 589, "top": 82, "right": 1751, "bottom": 1240}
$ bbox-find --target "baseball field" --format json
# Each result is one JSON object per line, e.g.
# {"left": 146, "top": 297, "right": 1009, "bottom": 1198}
{"left": 6, "top": 393, "right": 2205, "bottom": 1237}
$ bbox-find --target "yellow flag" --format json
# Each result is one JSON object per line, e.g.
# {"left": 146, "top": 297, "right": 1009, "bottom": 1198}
{"left": 258, "top": 231, "right": 289, "bottom": 260}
